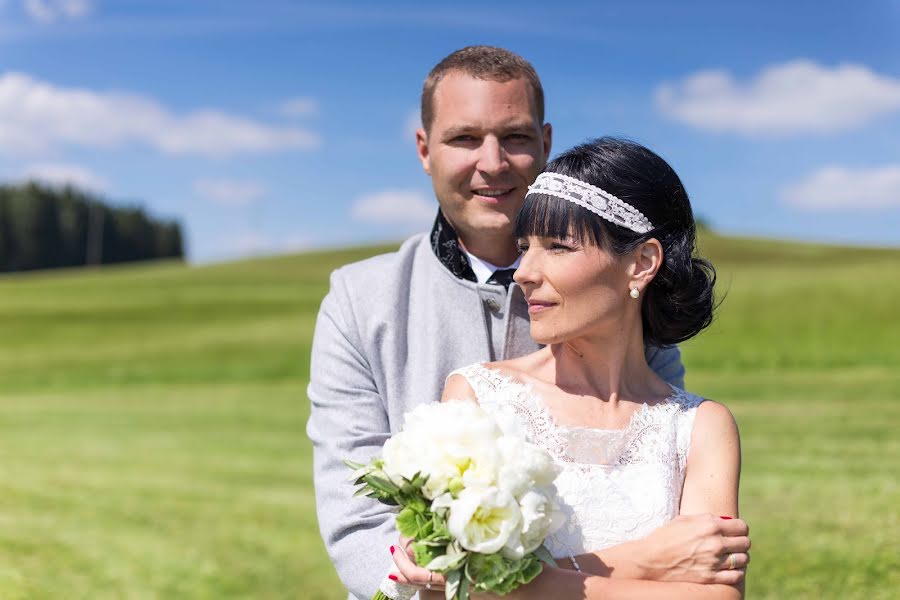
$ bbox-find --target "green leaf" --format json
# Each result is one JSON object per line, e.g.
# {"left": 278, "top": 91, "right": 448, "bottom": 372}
{"left": 426, "top": 550, "right": 467, "bottom": 572}
{"left": 395, "top": 507, "right": 420, "bottom": 538}
{"left": 412, "top": 540, "right": 445, "bottom": 569}
{"left": 445, "top": 569, "right": 461, "bottom": 600}
{"left": 457, "top": 575, "right": 470, "bottom": 600}
{"left": 363, "top": 475, "right": 400, "bottom": 495}
{"left": 532, "top": 545, "right": 557, "bottom": 567}
{"left": 342, "top": 459, "right": 365, "bottom": 470}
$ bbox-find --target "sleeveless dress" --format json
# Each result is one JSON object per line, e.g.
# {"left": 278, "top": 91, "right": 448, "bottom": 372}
{"left": 449, "top": 363, "right": 705, "bottom": 558}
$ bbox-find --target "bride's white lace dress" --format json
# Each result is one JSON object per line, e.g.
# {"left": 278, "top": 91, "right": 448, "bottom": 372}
{"left": 449, "top": 363, "right": 705, "bottom": 558}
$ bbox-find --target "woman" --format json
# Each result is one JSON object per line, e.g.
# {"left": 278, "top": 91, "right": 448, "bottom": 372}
{"left": 392, "top": 137, "right": 747, "bottom": 598}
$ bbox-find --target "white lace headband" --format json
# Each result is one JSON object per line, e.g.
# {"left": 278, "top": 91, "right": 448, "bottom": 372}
{"left": 525, "top": 172, "right": 654, "bottom": 234}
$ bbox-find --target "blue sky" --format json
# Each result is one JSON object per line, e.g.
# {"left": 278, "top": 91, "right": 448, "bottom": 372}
{"left": 2, "top": 1, "right": 899, "bottom": 262}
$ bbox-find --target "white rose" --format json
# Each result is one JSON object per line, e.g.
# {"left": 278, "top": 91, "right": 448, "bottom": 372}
{"left": 502, "top": 489, "right": 564, "bottom": 559}
{"left": 447, "top": 487, "right": 522, "bottom": 554}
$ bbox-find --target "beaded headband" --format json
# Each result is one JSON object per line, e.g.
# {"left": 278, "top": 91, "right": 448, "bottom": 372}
{"left": 525, "top": 172, "right": 654, "bottom": 234}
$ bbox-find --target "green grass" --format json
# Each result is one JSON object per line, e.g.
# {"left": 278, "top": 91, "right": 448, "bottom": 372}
{"left": 0, "top": 235, "right": 897, "bottom": 598}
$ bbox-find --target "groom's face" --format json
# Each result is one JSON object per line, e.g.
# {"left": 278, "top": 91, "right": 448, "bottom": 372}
{"left": 416, "top": 72, "right": 551, "bottom": 247}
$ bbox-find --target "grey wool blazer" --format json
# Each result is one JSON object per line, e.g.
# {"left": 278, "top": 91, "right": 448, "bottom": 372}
{"left": 306, "top": 233, "right": 685, "bottom": 599}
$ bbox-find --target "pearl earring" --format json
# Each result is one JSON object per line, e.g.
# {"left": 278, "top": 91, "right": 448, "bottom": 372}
{"left": 629, "top": 287, "right": 640, "bottom": 299}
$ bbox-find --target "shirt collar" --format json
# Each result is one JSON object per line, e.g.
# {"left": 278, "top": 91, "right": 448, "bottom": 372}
{"left": 429, "top": 210, "right": 521, "bottom": 284}
{"left": 463, "top": 250, "right": 521, "bottom": 284}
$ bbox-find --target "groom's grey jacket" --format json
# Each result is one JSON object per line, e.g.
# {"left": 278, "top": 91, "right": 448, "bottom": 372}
{"left": 306, "top": 233, "right": 685, "bottom": 600}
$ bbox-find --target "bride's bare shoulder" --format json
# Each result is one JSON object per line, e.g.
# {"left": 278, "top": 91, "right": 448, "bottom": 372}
{"left": 442, "top": 371, "right": 478, "bottom": 403}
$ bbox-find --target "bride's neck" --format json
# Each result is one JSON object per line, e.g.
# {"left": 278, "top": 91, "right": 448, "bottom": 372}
{"left": 548, "top": 328, "right": 664, "bottom": 402}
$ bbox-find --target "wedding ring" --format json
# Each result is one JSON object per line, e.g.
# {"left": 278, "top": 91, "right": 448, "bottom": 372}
{"left": 425, "top": 572, "right": 434, "bottom": 589}
{"left": 727, "top": 553, "right": 737, "bottom": 570}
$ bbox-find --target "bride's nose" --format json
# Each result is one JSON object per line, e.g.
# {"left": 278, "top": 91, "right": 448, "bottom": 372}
{"left": 513, "top": 249, "right": 540, "bottom": 287}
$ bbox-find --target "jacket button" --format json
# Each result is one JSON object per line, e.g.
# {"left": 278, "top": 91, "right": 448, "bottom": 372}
{"left": 484, "top": 298, "right": 501, "bottom": 312}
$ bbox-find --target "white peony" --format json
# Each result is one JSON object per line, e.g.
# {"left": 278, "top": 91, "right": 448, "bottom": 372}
{"left": 447, "top": 486, "right": 523, "bottom": 554}
{"left": 382, "top": 401, "right": 502, "bottom": 499}
{"left": 496, "top": 435, "right": 561, "bottom": 498}
{"left": 502, "top": 489, "right": 564, "bottom": 559}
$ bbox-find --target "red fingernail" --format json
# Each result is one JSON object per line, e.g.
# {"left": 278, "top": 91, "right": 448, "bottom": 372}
{"left": 390, "top": 545, "right": 395, "bottom": 554}
{"left": 720, "top": 515, "right": 733, "bottom": 520}
{"left": 388, "top": 574, "right": 398, "bottom": 581}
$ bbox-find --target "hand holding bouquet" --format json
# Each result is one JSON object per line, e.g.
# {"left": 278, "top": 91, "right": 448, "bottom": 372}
{"left": 346, "top": 400, "right": 563, "bottom": 600}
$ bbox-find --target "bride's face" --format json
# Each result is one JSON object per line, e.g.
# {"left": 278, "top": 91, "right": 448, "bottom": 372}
{"left": 513, "top": 234, "right": 634, "bottom": 344}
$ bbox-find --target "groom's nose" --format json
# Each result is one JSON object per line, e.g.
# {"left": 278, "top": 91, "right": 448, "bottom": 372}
{"left": 475, "top": 136, "right": 508, "bottom": 176}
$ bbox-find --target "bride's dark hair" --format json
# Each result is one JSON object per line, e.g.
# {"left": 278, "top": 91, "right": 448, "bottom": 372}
{"left": 514, "top": 136, "right": 716, "bottom": 346}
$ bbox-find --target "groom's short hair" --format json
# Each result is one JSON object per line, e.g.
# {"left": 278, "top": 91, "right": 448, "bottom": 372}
{"left": 420, "top": 45, "right": 545, "bottom": 134}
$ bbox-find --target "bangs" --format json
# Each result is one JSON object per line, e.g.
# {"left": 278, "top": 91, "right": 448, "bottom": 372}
{"left": 514, "top": 193, "right": 607, "bottom": 247}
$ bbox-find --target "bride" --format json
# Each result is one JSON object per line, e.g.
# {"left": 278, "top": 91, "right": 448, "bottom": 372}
{"left": 391, "top": 137, "right": 747, "bottom": 599}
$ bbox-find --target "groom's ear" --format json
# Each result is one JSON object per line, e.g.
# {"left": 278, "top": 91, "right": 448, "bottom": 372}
{"left": 629, "top": 239, "right": 663, "bottom": 288}
{"left": 415, "top": 128, "right": 431, "bottom": 175}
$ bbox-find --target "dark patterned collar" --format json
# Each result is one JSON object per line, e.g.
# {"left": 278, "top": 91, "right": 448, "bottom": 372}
{"left": 429, "top": 210, "right": 477, "bottom": 282}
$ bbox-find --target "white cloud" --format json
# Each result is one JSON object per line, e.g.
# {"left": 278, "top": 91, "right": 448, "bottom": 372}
{"left": 194, "top": 178, "right": 266, "bottom": 207}
{"left": 21, "top": 162, "right": 108, "bottom": 192}
{"left": 656, "top": 60, "right": 900, "bottom": 136}
{"left": 781, "top": 165, "right": 900, "bottom": 211}
{"left": 0, "top": 72, "right": 319, "bottom": 157}
{"left": 279, "top": 97, "right": 317, "bottom": 118}
{"left": 351, "top": 189, "right": 435, "bottom": 229}
{"left": 24, "top": 0, "right": 92, "bottom": 23}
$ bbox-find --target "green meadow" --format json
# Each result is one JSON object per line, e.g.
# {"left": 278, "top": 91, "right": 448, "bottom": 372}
{"left": 0, "top": 235, "right": 898, "bottom": 599}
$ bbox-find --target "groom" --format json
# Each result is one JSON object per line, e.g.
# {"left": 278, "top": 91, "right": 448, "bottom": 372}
{"left": 308, "top": 46, "right": 740, "bottom": 599}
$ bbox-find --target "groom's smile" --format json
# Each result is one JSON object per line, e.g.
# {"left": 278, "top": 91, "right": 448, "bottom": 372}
{"left": 415, "top": 71, "right": 552, "bottom": 263}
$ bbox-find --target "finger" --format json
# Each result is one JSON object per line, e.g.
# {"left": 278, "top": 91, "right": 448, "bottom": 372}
{"left": 718, "top": 518, "right": 750, "bottom": 537}
{"left": 716, "top": 552, "right": 750, "bottom": 572}
{"left": 721, "top": 535, "right": 751, "bottom": 554}
{"left": 712, "top": 568, "right": 746, "bottom": 586}
{"left": 399, "top": 536, "right": 415, "bottom": 556}
{"left": 391, "top": 547, "right": 447, "bottom": 589}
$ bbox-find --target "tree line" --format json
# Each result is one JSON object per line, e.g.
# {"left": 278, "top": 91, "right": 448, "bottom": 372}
{"left": 0, "top": 183, "right": 184, "bottom": 272}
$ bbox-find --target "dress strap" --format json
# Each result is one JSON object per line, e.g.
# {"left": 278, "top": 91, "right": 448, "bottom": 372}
{"left": 669, "top": 388, "right": 705, "bottom": 471}
{"left": 446, "top": 363, "right": 507, "bottom": 405}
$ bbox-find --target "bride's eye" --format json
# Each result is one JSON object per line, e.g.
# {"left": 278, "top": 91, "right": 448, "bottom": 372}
{"left": 516, "top": 241, "right": 529, "bottom": 253}
{"left": 549, "top": 241, "right": 574, "bottom": 252}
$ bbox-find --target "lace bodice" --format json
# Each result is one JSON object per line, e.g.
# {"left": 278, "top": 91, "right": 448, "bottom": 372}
{"left": 449, "top": 363, "right": 704, "bottom": 558}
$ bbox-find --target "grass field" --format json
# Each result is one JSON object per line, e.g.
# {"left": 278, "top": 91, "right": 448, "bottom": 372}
{"left": 0, "top": 235, "right": 898, "bottom": 599}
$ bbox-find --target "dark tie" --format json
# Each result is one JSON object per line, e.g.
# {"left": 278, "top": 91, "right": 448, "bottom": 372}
{"left": 486, "top": 268, "right": 517, "bottom": 289}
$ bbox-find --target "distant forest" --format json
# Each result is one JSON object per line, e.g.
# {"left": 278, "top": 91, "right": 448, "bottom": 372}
{"left": 0, "top": 183, "right": 184, "bottom": 272}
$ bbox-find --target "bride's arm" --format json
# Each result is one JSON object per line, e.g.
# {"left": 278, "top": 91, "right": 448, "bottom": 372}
{"left": 498, "top": 399, "right": 745, "bottom": 599}
{"left": 569, "top": 513, "right": 749, "bottom": 584}
{"left": 568, "top": 409, "right": 748, "bottom": 585}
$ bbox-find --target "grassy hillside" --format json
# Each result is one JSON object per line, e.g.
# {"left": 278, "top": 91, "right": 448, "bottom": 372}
{"left": 0, "top": 235, "right": 897, "bottom": 599}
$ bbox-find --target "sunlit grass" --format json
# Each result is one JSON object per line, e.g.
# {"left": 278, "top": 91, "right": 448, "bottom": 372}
{"left": 0, "top": 235, "right": 897, "bottom": 598}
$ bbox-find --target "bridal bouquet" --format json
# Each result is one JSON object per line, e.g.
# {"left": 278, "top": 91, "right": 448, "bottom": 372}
{"left": 346, "top": 400, "right": 563, "bottom": 600}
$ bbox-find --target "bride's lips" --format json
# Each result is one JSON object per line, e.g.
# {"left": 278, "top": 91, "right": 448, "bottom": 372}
{"left": 471, "top": 187, "right": 516, "bottom": 204}
{"left": 527, "top": 300, "right": 556, "bottom": 314}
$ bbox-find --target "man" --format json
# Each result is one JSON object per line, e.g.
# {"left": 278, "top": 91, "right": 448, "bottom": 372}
{"left": 308, "top": 46, "right": 746, "bottom": 599}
